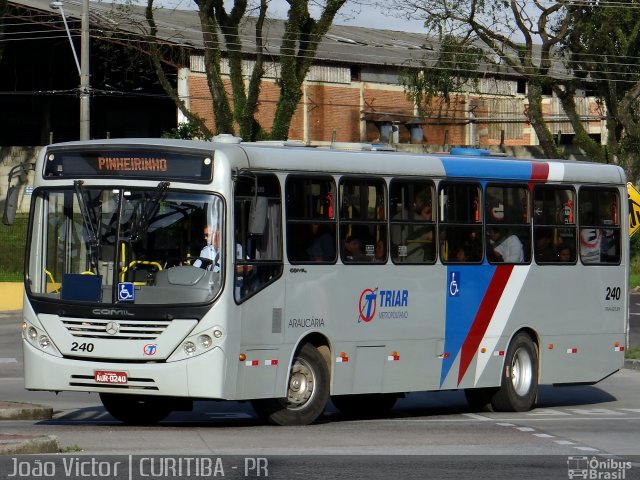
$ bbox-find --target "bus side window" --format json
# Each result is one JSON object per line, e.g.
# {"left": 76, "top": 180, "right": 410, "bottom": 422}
{"left": 485, "top": 184, "right": 531, "bottom": 264}
{"left": 578, "top": 187, "right": 621, "bottom": 265}
{"left": 438, "top": 182, "right": 483, "bottom": 264}
{"left": 285, "top": 175, "right": 337, "bottom": 264}
{"left": 339, "top": 177, "right": 387, "bottom": 264}
{"left": 234, "top": 174, "right": 283, "bottom": 302}
{"left": 533, "top": 186, "right": 577, "bottom": 264}
{"left": 389, "top": 179, "right": 436, "bottom": 264}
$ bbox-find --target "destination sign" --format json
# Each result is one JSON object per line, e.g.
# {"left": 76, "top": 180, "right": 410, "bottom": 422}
{"left": 43, "top": 147, "right": 213, "bottom": 182}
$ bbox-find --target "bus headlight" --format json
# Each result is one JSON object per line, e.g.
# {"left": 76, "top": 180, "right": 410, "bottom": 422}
{"left": 198, "top": 335, "right": 213, "bottom": 349}
{"left": 27, "top": 326, "right": 38, "bottom": 341}
{"left": 213, "top": 328, "right": 223, "bottom": 339}
{"left": 184, "top": 341, "right": 196, "bottom": 355}
{"left": 39, "top": 336, "right": 51, "bottom": 348}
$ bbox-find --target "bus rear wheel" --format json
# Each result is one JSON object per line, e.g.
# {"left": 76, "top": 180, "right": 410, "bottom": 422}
{"left": 251, "top": 343, "right": 329, "bottom": 426}
{"left": 490, "top": 332, "right": 538, "bottom": 412}
{"left": 100, "top": 393, "right": 173, "bottom": 425}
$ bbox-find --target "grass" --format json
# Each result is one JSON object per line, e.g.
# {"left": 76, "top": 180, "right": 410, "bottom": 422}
{"left": 626, "top": 346, "right": 640, "bottom": 360}
{"left": 0, "top": 214, "right": 27, "bottom": 282}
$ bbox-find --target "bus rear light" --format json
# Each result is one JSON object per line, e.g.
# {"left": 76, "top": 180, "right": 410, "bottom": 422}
{"left": 567, "top": 348, "right": 578, "bottom": 354}
{"left": 614, "top": 346, "right": 625, "bottom": 352}
{"left": 614, "top": 341, "right": 620, "bottom": 347}
{"left": 239, "top": 354, "right": 247, "bottom": 361}
{"left": 547, "top": 343, "right": 554, "bottom": 350}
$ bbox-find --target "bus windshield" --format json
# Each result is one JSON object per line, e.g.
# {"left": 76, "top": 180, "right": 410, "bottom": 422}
{"left": 27, "top": 186, "right": 224, "bottom": 305}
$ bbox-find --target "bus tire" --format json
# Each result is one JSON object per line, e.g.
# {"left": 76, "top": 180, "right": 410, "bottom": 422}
{"left": 490, "top": 332, "right": 538, "bottom": 412}
{"left": 331, "top": 393, "right": 398, "bottom": 418}
{"left": 100, "top": 393, "right": 173, "bottom": 425}
{"left": 251, "top": 343, "right": 329, "bottom": 426}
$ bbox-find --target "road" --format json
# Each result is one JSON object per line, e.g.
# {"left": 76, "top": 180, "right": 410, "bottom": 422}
{"left": 1, "top": 305, "right": 640, "bottom": 479}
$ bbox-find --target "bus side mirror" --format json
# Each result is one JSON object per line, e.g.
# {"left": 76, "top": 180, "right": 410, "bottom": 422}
{"left": 3, "top": 162, "right": 35, "bottom": 226}
{"left": 3, "top": 186, "right": 19, "bottom": 226}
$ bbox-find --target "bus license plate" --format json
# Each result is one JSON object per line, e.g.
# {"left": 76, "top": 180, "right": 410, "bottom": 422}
{"left": 94, "top": 370, "right": 128, "bottom": 384}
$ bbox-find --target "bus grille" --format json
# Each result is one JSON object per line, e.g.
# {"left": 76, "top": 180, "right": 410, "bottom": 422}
{"left": 62, "top": 319, "right": 171, "bottom": 340}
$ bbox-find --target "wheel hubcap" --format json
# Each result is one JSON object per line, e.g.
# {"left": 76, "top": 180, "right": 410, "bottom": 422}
{"left": 511, "top": 347, "right": 532, "bottom": 396}
{"left": 287, "top": 358, "right": 315, "bottom": 408}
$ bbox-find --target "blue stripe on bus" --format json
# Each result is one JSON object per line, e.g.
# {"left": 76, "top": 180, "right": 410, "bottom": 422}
{"left": 440, "top": 264, "right": 496, "bottom": 387}
{"left": 441, "top": 158, "right": 534, "bottom": 180}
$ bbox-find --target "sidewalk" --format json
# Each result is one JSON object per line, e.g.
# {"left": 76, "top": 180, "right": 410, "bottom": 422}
{"left": 0, "top": 402, "right": 58, "bottom": 454}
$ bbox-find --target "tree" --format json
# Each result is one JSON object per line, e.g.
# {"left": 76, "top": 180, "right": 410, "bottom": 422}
{"left": 401, "top": 34, "right": 483, "bottom": 121}
{"left": 391, "top": 0, "right": 571, "bottom": 158}
{"left": 0, "top": 0, "right": 7, "bottom": 63}
{"left": 558, "top": 1, "right": 640, "bottom": 180}
{"left": 142, "top": 0, "right": 347, "bottom": 141}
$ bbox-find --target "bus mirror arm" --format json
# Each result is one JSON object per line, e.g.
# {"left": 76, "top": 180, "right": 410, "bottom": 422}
{"left": 3, "top": 163, "right": 35, "bottom": 226}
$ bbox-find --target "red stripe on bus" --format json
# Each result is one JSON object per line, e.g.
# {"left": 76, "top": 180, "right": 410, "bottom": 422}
{"left": 457, "top": 265, "right": 514, "bottom": 385}
{"left": 529, "top": 162, "right": 549, "bottom": 189}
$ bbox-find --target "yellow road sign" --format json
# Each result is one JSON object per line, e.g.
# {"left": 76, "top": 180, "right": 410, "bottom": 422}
{"left": 628, "top": 182, "right": 640, "bottom": 237}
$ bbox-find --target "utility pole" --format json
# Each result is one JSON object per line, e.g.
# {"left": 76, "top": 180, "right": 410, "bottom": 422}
{"left": 50, "top": 0, "right": 90, "bottom": 140}
{"left": 80, "top": 0, "right": 90, "bottom": 140}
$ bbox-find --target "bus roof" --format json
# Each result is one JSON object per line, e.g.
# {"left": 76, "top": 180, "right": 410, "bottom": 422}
{"left": 44, "top": 138, "right": 626, "bottom": 185}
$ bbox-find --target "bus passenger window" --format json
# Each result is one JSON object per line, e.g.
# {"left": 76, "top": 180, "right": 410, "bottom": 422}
{"left": 578, "top": 187, "right": 621, "bottom": 265}
{"left": 439, "top": 182, "right": 482, "bottom": 264}
{"left": 339, "top": 177, "right": 387, "bottom": 264}
{"left": 485, "top": 185, "right": 530, "bottom": 264}
{"left": 389, "top": 179, "right": 436, "bottom": 264}
{"left": 533, "top": 186, "right": 577, "bottom": 265}
{"left": 286, "top": 176, "right": 337, "bottom": 264}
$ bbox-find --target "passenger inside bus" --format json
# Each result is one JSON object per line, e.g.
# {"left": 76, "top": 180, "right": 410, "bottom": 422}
{"left": 306, "top": 223, "right": 336, "bottom": 262}
{"left": 343, "top": 235, "right": 367, "bottom": 262}
{"left": 487, "top": 226, "right": 524, "bottom": 263}
{"left": 534, "top": 228, "right": 556, "bottom": 263}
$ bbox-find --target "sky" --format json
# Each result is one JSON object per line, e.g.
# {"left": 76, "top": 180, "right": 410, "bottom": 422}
{"left": 146, "top": 0, "right": 429, "bottom": 33}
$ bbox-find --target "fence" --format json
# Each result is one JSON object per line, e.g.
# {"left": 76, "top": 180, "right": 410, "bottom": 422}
{"left": 0, "top": 214, "right": 27, "bottom": 281}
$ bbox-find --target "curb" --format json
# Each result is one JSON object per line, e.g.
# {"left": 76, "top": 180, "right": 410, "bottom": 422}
{"left": 0, "top": 401, "right": 53, "bottom": 421}
{"left": 0, "top": 434, "right": 59, "bottom": 455}
{"left": 624, "top": 358, "right": 640, "bottom": 370}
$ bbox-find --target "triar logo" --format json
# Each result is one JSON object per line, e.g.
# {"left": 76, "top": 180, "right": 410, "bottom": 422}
{"left": 358, "top": 288, "right": 378, "bottom": 323}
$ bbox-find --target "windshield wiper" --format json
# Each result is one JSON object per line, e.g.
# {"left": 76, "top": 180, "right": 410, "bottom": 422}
{"left": 73, "top": 180, "right": 100, "bottom": 270}
{"left": 130, "top": 181, "right": 170, "bottom": 242}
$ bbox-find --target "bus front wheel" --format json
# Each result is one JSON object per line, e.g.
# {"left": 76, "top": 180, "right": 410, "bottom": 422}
{"left": 490, "top": 332, "right": 538, "bottom": 412}
{"left": 100, "top": 393, "right": 173, "bottom": 425}
{"left": 251, "top": 343, "right": 329, "bottom": 426}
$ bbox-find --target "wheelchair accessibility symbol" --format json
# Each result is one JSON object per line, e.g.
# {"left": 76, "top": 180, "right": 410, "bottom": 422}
{"left": 448, "top": 271, "right": 460, "bottom": 297}
{"left": 118, "top": 282, "right": 135, "bottom": 302}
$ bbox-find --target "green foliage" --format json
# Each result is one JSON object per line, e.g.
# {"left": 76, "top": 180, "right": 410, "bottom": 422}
{"left": 401, "top": 35, "right": 483, "bottom": 117}
{"left": 162, "top": 121, "right": 211, "bottom": 141}
{"left": 0, "top": 214, "right": 27, "bottom": 282}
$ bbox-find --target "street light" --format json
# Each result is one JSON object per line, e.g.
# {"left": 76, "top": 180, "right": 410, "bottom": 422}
{"left": 50, "top": 0, "right": 91, "bottom": 140}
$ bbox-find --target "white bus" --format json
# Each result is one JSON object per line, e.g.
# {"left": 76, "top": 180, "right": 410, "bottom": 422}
{"left": 4, "top": 137, "right": 628, "bottom": 426}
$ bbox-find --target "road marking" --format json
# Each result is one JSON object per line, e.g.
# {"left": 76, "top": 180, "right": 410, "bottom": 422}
{"left": 555, "top": 440, "right": 575, "bottom": 445}
{"left": 463, "top": 413, "right": 490, "bottom": 421}
{"left": 533, "top": 433, "right": 555, "bottom": 438}
{"left": 516, "top": 427, "right": 535, "bottom": 432}
{"left": 573, "top": 446, "right": 599, "bottom": 452}
{"left": 0, "top": 358, "right": 17, "bottom": 364}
